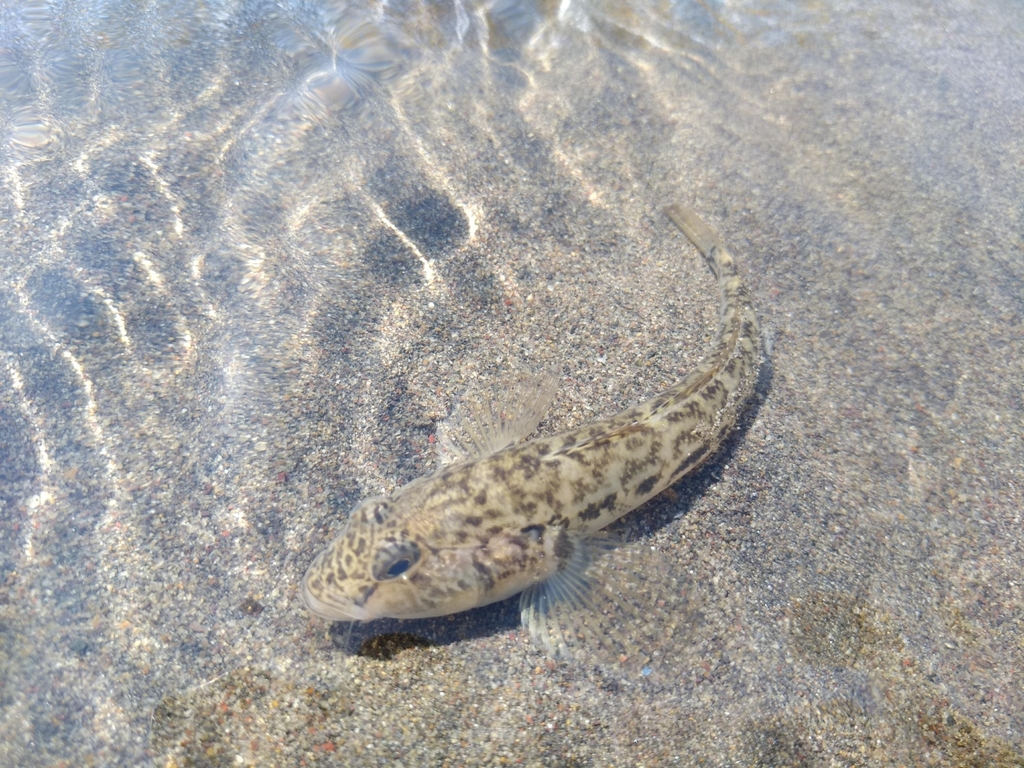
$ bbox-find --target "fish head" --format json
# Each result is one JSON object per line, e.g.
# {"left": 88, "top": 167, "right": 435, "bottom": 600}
{"left": 302, "top": 485, "right": 562, "bottom": 622}
{"left": 302, "top": 493, "right": 490, "bottom": 622}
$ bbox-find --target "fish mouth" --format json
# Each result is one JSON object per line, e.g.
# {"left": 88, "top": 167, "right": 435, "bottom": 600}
{"left": 301, "top": 568, "right": 372, "bottom": 622}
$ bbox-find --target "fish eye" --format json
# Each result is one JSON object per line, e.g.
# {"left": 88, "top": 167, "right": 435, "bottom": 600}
{"left": 372, "top": 540, "right": 422, "bottom": 581}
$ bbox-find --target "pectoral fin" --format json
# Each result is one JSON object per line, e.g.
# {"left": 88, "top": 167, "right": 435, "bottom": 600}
{"left": 518, "top": 533, "right": 696, "bottom": 677}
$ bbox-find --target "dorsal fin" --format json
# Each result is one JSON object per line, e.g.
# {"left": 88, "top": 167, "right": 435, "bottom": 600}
{"left": 436, "top": 371, "right": 559, "bottom": 464}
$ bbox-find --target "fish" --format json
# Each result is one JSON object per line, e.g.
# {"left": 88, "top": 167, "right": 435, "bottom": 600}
{"left": 302, "top": 205, "right": 761, "bottom": 668}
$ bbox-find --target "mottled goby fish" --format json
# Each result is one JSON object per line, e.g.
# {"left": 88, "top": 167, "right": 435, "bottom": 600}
{"left": 303, "top": 206, "right": 760, "bottom": 666}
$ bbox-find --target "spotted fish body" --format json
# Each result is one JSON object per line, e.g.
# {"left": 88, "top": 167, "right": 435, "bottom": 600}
{"left": 303, "top": 205, "right": 760, "bottom": 662}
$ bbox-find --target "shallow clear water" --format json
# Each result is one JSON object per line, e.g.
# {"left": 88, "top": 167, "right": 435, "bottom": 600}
{"left": 1, "top": 1, "right": 1023, "bottom": 764}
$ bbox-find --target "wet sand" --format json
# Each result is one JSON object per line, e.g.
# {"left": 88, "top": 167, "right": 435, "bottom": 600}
{"left": 1, "top": 1, "right": 1022, "bottom": 765}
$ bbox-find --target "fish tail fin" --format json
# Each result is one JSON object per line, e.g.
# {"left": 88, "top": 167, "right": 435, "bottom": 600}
{"left": 664, "top": 204, "right": 732, "bottom": 280}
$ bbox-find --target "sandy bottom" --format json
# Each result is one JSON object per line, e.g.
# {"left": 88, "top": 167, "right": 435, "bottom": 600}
{"left": 0, "top": 0, "right": 1022, "bottom": 765}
